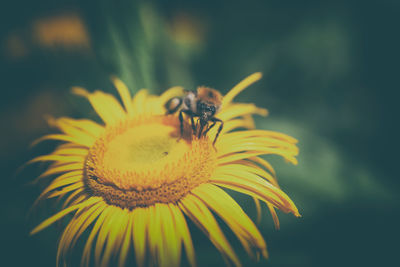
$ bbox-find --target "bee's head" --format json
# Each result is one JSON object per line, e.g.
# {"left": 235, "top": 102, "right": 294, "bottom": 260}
{"left": 198, "top": 101, "right": 216, "bottom": 118}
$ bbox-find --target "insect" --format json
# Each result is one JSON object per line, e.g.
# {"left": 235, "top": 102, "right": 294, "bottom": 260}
{"left": 166, "top": 87, "right": 224, "bottom": 145}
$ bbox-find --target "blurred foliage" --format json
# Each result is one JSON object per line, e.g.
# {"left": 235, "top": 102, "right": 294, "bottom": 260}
{"left": 80, "top": 1, "right": 197, "bottom": 92}
{"left": 1, "top": 0, "right": 399, "bottom": 267}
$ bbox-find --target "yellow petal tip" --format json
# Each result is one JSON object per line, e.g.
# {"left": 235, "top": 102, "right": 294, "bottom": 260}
{"left": 257, "top": 107, "right": 268, "bottom": 116}
{"left": 71, "top": 86, "right": 89, "bottom": 97}
{"left": 110, "top": 75, "right": 120, "bottom": 83}
{"left": 253, "top": 72, "right": 263, "bottom": 79}
{"left": 30, "top": 227, "right": 40, "bottom": 236}
{"left": 44, "top": 115, "right": 56, "bottom": 126}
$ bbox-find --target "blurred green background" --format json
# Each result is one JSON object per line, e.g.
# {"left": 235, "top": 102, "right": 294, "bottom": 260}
{"left": 1, "top": 0, "right": 399, "bottom": 266}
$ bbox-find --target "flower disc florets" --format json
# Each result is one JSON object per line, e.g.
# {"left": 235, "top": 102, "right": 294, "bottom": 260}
{"left": 85, "top": 115, "right": 216, "bottom": 209}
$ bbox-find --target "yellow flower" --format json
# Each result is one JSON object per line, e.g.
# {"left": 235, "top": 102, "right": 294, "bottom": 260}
{"left": 30, "top": 73, "right": 300, "bottom": 267}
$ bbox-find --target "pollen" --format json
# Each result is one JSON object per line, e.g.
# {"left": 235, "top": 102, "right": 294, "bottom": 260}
{"left": 85, "top": 115, "right": 216, "bottom": 209}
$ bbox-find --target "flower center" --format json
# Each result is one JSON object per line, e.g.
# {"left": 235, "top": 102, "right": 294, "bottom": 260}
{"left": 84, "top": 116, "right": 216, "bottom": 209}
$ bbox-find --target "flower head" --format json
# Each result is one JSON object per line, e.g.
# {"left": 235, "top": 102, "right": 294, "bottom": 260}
{"left": 30, "top": 73, "right": 300, "bottom": 267}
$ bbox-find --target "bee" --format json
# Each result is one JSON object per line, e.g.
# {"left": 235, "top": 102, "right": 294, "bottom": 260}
{"left": 166, "top": 86, "right": 224, "bottom": 145}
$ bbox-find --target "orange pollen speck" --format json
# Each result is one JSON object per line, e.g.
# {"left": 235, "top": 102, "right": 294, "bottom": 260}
{"left": 84, "top": 115, "right": 216, "bottom": 209}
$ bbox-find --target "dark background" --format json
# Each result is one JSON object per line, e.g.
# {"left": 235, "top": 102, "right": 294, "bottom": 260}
{"left": 1, "top": 0, "right": 399, "bottom": 266}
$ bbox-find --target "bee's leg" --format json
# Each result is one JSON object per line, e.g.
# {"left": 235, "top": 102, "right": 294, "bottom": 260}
{"left": 190, "top": 116, "right": 196, "bottom": 134}
{"left": 178, "top": 110, "right": 184, "bottom": 139}
{"left": 203, "top": 121, "right": 216, "bottom": 136}
{"left": 211, "top": 118, "right": 224, "bottom": 146}
{"left": 186, "top": 111, "right": 197, "bottom": 134}
{"left": 198, "top": 120, "right": 208, "bottom": 138}
{"left": 198, "top": 123, "right": 204, "bottom": 138}
{"left": 192, "top": 118, "right": 200, "bottom": 136}
{"left": 182, "top": 110, "right": 197, "bottom": 135}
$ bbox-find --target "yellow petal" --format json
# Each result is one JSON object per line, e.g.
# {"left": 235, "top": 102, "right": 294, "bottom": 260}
{"left": 249, "top": 156, "right": 276, "bottom": 177}
{"left": 119, "top": 212, "right": 133, "bottom": 267}
{"left": 70, "top": 203, "right": 105, "bottom": 249}
{"left": 36, "top": 171, "right": 82, "bottom": 201}
{"left": 222, "top": 130, "right": 298, "bottom": 144}
{"left": 57, "top": 202, "right": 103, "bottom": 265}
{"left": 132, "top": 207, "right": 147, "bottom": 267}
{"left": 157, "top": 204, "right": 181, "bottom": 267}
{"left": 222, "top": 72, "right": 263, "bottom": 106}
{"left": 217, "top": 151, "right": 267, "bottom": 165}
{"left": 94, "top": 207, "right": 118, "bottom": 266}
{"left": 179, "top": 194, "right": 241, "bottom": 267}
{"left": 220, "top": 118, "right": 255, "bottom": 134}
{"left": 30, "top": 197, "right": 100, "bottom": 235}
{"left": 32, "top": 134, "right": 93, "bottom": 147}
{"left": 101, "top": 208, "right": 128, "bottom": 267}
{"left": 72, "top": 87, "right": 126, "bottom": 125}
{"left": 213, "top": 166, "right": 298, "bottom": 213}
{"left": 218, "top": 103, "right": 267, "bottom": 122}
{"left": 193, "top": 184, "right": 268, "bottom": 259}
{"left": 37, "top": 163, "right": 83, "bottom": 179}
{"left": 131, "top": 89, "right": 149, "bottom": 115}
{"left": 111, "top": 76, "right": 134, "bottom": 115}
{"left": 52, "top": 147, "right": 88, "bottom": 156}
{"left": 226, "top": 162, "right": 278, "bottom": 187}
{"left": 47, "top": 117, "right": 98, "bottom": 144}
{"left": 211, "top": 173, "right": 299, "bottom": 217}
{"left": 61, "top": 187, "right": 84, "bottom": 209}
{"left": 169, "top": 204, "right": 196, "bottom": 267}
{"left": 47, "top": 182, "right": 84, "bottom": 198}
{"left": 267, "top": 203, "right": 280, "bottom": 230}
{"left": 147, "top": 204, "right": 164, "bottom": 266}
{"left": 217, "top": 143, "right": 298, "bottom": 165}
{"left": 253, "top": 197, "right": 262, "bottom": 224}
{"left": 54, "top": 117, "right": 104, "bottom": 137}
{"left": 28, "top": 154, "right": 85, "bottom": 165}
{"left": 82, "top": 205, "right": 112, "bottom": 267}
